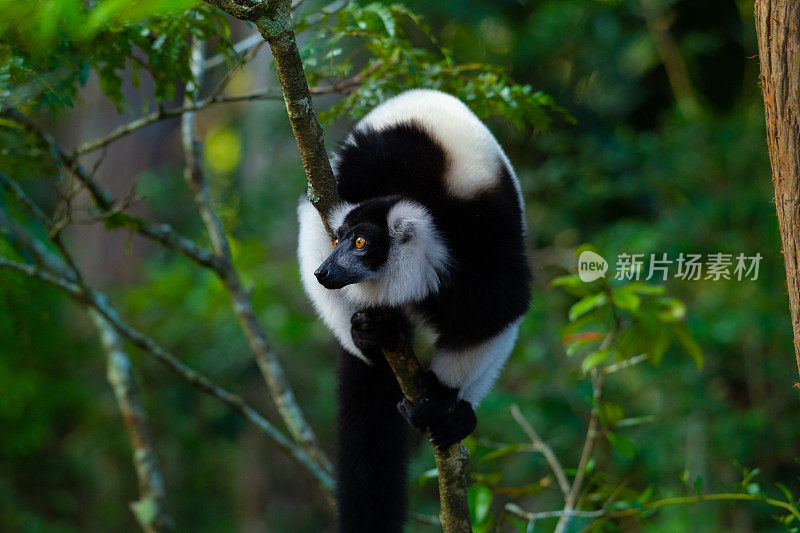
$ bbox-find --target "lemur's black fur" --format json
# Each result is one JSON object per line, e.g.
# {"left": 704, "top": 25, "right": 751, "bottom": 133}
{"left": 336, "top": 310, "right": 410, "bottom": 532}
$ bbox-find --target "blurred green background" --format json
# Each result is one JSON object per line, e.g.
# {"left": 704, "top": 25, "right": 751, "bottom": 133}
{"left": 1, "top": 0, "right": 797, "bottom": 531}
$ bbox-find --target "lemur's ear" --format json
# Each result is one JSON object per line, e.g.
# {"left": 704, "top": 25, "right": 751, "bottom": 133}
{"left": 390, "top": 217, "right": 417, "bottom": 243}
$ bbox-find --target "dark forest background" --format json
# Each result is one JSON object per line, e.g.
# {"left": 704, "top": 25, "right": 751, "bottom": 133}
{"left": 1, "top": 0, "right": 796, "bottom": 531}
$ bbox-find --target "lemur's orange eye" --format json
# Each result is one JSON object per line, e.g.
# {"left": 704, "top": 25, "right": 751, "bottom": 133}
{"left": 355, "top": 236, "right": 366, "bottom": 249}
{"left": 333, "top": 239, "right": 339, "bottom": 248}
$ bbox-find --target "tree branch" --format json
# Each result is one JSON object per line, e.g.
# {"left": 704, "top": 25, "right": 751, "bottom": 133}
{"left": 89, "top": 310, "right": 173, "bottom": 533}
{"left": 510, "top": 404, "right": 570, "bottom": 499}
{"left": 181, "top": 38, "right": 333, "bottom": 478}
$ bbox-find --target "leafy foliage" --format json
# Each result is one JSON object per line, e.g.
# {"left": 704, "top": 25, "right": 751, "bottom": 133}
{"left": 0, "top": 0, "right": 232, "bottom": 111}
{"left": 296, "top": 1, "right": 569, "bottom": 127}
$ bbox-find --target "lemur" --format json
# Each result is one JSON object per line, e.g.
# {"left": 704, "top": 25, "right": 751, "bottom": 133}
{"left": 297, "top": 89, "right": 531, "bottom": 532}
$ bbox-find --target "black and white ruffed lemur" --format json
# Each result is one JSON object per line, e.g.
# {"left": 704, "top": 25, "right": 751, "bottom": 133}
{"left": 297, "top": 89, "right": 531, "bottom": 532}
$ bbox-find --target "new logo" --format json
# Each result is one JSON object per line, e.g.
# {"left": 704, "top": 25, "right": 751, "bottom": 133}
{"left": 578, "top": 250, "right": 608, "bottom": 282}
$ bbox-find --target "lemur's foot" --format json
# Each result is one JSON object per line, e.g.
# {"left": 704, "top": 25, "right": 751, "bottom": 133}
{"left": 351, "top": 308, "right": 408, "bottom": 357}
{"left": 428, "top": 401, "right": 477, "bottom": 449}
{"left": 397, "top": 371, "right": 458, "bottom": 430}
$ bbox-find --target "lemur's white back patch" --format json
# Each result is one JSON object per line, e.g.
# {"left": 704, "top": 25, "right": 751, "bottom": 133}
{"left": 355, "top": 89, "right": 513, "bottom": 199}
{"left": 430, "top": 317, "right": 523, "bottom": 406}
{"left": 344, "top": 200, "right": 450, "bottom": 307}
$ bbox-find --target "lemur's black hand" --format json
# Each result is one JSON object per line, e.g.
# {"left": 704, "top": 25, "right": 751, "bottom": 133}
{"left": 397, "top": 371, "right": 476, "bottom": 448}
{"left": 428, "top": 400, "right": 476, "bottom": 449}
{"left": 350, "top": 308, "right": 409, "bottom": 359}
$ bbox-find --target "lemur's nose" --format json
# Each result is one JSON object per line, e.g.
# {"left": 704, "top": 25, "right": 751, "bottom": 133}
{"left": 314, "top": 267, "right": 329, "bottom": 283}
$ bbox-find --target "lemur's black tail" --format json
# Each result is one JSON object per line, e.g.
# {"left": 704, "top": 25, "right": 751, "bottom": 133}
{"left": 336, "top": 346, "right": 409, "bottom": 533}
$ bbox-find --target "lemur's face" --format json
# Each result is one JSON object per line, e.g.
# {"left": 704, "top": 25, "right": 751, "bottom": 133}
{"left": 314, "top": 200, "right": 393, "bottom": 290}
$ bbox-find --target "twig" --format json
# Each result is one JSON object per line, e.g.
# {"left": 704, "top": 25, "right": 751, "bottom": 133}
{"left": 72, "top": 81, "right": 353, "bottom": 157}
{"left": 181, "top": 38, "right": 333, "bottom": 478}
{"left": 203, "top": 33, "right": 263, "bottom": 69}
{"left": 204, "top": 39, "right": 264, "bottom": 104}
{"left": 580, "top": 493, "right": 800, "bottom": 531}
{"left": 505, "top": 503, "right": 605, "bottom": 521}
{"left": 553, "top": 369, "right": 604, "bottom": 533}
{"left": 604, "top": 353, "right": 648, "bottom": 374}
{"left": 89, "top": 310, "right": 173, "bottom": 533}
{"left": 510, "top": 404, "right": 570, "bottom": 499}
{"left": 554, "top": 313, "right": 618, "bottom": 533}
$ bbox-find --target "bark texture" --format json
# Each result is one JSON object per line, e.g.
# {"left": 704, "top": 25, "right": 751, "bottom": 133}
{"left": 256, "top": 0, "right": 341, "bottom": 235}
{"left": 755, "top": 0, "right": 800, "bottom": 377}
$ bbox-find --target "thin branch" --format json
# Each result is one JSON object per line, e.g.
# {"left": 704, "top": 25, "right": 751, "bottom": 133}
{"left": 203, "top": 32, "right": 263, "bottom": 70}
{"left": 553, "top": 369, "right": 604, "bottom": 533}
{"left": 510, "top": 404, "right": 570, "bottom": 499}
{"left": 1, "top": 109, "right": 223, "bottom": 272}
{"left": 0, "top": 252, "right": 334, "bottom": 493}
{"left": 181, "top": 38, "right": 333, "bottom": 477}
{"left": 73, "top": 79, "right": 354, "bottom": 157}
{"left": 89, "top": 310, "right": 173, "bottom": 533}
{"left": 604, "top": 353, "right": 648, "bottom": 375}
{"left": 0, "top": 255, "right": 83, "bottom": 294}
{"left": 204, "top": 39, "right": 264, "bottom": 104}
{"left": 580, "top": 493, "right": 800, "bottom": 531}
{"left": 555, "top": 311, "right": 618, "bottom": 533}
{"left": 640, "top": 0, "right": 699, "bottom": 118}
{"left": 505, "top": 503, "right": 605, "bottom": 521}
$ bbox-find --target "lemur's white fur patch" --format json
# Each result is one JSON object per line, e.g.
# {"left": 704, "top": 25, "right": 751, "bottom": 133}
{"left": 354, "top": 89, "right": 515, "bottom": 200}
{"left": 297, "top": 201, "right": 368, "bottom": 363}
{"left": 343, "top": 200, "right": 450, "bottom": 307}
{"left": 430, "top": 318, "right": 523, "bottom": 406}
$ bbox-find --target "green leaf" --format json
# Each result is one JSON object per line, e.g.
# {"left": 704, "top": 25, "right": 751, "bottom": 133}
{"left": 600, "top": 402, "right": 625, "bottom": 427}
{"left": 477, "top": 443, "right": 522, "bottom": 464}
{"left": 776, "top": 482, "right": 794, "bottom": 502}
{"left": 620, "top": 281, "right": 666, "bottom": 295}
{"left": 468, "top": 484, "right": 493, "bottom": 525}
{"left": 611, "top": 289, "right": 641, "bottom": 312}
{"left": 470, "top": 472, "right": 503, "bottom": 486}
{"left": 550, "top": 274, "right": 597, "bottom": 297}
{"left": 568, "top": 292, "right": 607, "bottom": 322}
{"left": 581, "top": 348, "right": 611, "bottom": 373}
{"left": 654, "top": 297, "right": 687, "bottom": 323}
{"left": 574, "top": 243, "right": 601, "bottom": 258}
{"left": 671, "top": 323, "right": 704, "bottom": 369}
{"left": 606, "top": 432, "right": 636, "bottom": 458}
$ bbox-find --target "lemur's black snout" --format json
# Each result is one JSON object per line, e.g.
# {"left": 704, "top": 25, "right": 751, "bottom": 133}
{"left": 314, "top": 258, "right": 354, "bottom": 290}
{"left": 314, "top": 266, "right": 329, "bottom": 283}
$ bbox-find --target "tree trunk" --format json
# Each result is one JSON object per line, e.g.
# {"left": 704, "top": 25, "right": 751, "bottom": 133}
{"left": 755, "top": 0, "right": 800, "bottom": 378}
